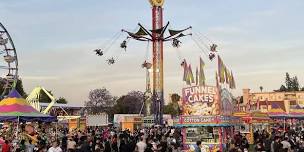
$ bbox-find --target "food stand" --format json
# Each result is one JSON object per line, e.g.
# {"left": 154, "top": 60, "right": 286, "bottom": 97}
{"left": 175, "top": 86, "right": 238, "bottom": 152}
{"left": 177, "top": 115, "right": 238, "bottom": 151}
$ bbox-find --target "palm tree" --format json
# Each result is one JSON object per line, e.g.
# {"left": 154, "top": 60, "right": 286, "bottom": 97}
{"left": 259, "top": 86, "right": 263, "bottom": 92}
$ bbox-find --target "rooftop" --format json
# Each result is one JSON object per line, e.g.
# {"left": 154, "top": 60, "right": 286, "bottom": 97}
{"left": 39, "top": 103, "right": 84, "bottom": 108}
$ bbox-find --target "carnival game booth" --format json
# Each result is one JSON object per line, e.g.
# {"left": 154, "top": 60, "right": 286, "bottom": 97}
{"left": 233, "top": 111, "right": 270, "bottom": 144}
{"left": 0, "top": 90, "right": 57, "bottom": 144}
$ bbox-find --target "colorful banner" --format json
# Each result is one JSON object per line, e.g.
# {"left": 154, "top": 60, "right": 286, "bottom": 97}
{"left": 179, "top": 115, "right": 239, "bottom": 125}
{"left": 182, "top": 85, "right": 219, "bottom": 115}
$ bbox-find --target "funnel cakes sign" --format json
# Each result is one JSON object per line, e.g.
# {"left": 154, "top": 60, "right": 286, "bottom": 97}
{"left": 182, "top": 85, "right": 219, "bottom": 116}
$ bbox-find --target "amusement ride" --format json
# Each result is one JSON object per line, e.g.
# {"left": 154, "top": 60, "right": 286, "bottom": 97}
{"left": 0, "top": 22, "right": 19, "bottom": 99}
{"left": 93, "top": 0, "right": 224, "bottom": 125}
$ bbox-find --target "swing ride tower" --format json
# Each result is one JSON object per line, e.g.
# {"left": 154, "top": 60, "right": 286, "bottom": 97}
{"left": 150, "top": 0, "right": 165, "bottom": 125}
{"left": 119, "top": 0, "right": 191, "bottom": 125}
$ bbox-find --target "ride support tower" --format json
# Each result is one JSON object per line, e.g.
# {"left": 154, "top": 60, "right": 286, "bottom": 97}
{"left": 150, "top": 0, "right": 164, "bottom": 125}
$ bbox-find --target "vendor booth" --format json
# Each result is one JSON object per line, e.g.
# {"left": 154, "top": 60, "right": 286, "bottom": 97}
{"left": 177, "top": 115, "right": 238, "bottom": 151}
{"left": 233, "top": 111, "right": 270, "bottom": 144}
{"left": 175, "top": 86, "right": 238, "bottom": 152}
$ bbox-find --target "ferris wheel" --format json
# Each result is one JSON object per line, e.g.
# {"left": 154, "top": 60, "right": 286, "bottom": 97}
{"left": 0, "top": 22, "right": 18, "bottom": 98}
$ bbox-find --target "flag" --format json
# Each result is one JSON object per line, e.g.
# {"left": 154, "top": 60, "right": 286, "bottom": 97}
{"left": 230, "top": 70, "right": 236, "bottom": 89}
{"left": 185, "top": 67, "right": 191, "bottom": 85}
{"left": 218, "top": 55, "right": 225, "bottom": 83}
{"left": 188, "top": 64, "right": 195, "bottom": 84}
{"left": 196, "top": 67, "right": 198, "bottom": 86}
{"left": 182, "top": 59, "right": 188, "bottom": 81}
{"left": 199, "top": 57, "right": 206, "bottom": 86}
{"left": 215, "top": 71, "right": 219, "bottom": 87}
{"left": 228, "top": 71, "right": 233, "bottom": 89}
{"left": 224, "top": 66, "right": 230, "bottom": 84}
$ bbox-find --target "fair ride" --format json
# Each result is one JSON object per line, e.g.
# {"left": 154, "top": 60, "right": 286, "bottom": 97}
{"left": 93, "top": 0, "right": 222, "bottom": 127}
{"left": 93, "top": 1, "right": 239, "bottom": 150}
{"left": 0, "top": 22, "right": 18, "bottom": 99}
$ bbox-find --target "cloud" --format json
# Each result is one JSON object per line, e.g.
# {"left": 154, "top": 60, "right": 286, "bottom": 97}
{"left": 22, "top": 76, "right": 59, "bottom": 80}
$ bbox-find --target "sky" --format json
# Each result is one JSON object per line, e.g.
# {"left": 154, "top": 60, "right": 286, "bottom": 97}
{"left": 1, "top": 0, "right": 304, "bottom": 106}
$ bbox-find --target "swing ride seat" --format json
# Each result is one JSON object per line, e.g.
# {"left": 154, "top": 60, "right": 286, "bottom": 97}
{"left": 120, "top": 41, "right": 127, "bottom": 49}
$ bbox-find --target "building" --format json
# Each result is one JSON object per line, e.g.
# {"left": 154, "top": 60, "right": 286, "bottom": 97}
{"left": 242, "top": 88, "right": 304, "bottom": 113}
{"left": 40, "top": 103, "right": 86, "bottom": 130}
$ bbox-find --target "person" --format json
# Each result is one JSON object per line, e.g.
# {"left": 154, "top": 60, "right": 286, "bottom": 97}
{"left": 273, "top": 136, "right": 283, "bottom": 152}
{"left": 25, "top": 140, "right": 35, "bottom": 152}
{"left": 2, "top": 140, "right": 11, "bottom": 152}
{"left": 62, "top": 134, "right": 68, "bottom": 152}
{"left": 104, "top": 138, "right": 111, "bottom": 152}
{"left": 48, "top": 140, "right": 63, "bottom": 152}
{"left": 194, "top": 141, "right": 202, "bottom": 152}
{"left": 281, "top": 137, "right": 291, "bottom": 152}
{"left": 255, "top": 141, "right": 265, "bottom": 152}
{"left": 19, "top": 139, "right": 26, "bottom": 152}
{"left": 111, "top": 134, "right": 118, "bottom": 152}
{"left": 135, "top": 137, "right": 147, "bottom": 152}
{"left": 67, "top": 137, "right": 76, "bottom": 152}
{"left": 79, "top": 136, "right": 91, "bottom": 152}
{"left": 263, "top": 134, "right": 272, "bottom": 152}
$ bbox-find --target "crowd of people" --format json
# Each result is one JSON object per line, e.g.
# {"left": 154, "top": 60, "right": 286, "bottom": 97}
{"left": 0, "top": 125, "right": 183, "bottom": 152}
{"left": 226, "top": 126, "right": 304, "bottom": 152}
{"left": 3, "top": 123, "right": 304, "bottom": 152}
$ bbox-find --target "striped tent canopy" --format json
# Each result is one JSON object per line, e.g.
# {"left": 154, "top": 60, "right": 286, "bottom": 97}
{"left": 289, "top": 107, "right": 304, "bottom": 118}
{"left": 268, "top": 108, "right": 288, "bottom": 118}
{"left": 0, "top": 89, "right": 56, "bottom": 122}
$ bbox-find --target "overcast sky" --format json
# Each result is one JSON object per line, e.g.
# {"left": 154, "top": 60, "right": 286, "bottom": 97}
{"left": 1, "top": 0, "right": 303, "bottom": 105}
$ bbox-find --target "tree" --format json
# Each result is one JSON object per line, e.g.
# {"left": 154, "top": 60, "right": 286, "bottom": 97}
{"left": 164, "top": 103, "right": 180, "bottom": 116}
{"left": 259, "top": 86, "right": 263, "bottom": 92}
{"left": 291, "top": 76, "right": 299, "bottom": 91}
{"left": 170, "top": 93, "right": 181, "bottom": 114}
{"left": 301, "top": 87, "right": 304, "bottom": 91}
{"left": 15, "top": 79, "right": 27, "bottom": 97}
{"left": 277, "top": 73, "right": 302, "bottom": 92}
{"left": 285, "top": 72, "right": 292, "bottom": 91}
{"left": 279, "top": 85, "right": 287, "bottom": 92}
{"left": 56, "top": 97, "right": 68, "bottom": 104}
{"left": 112, "top": 91, "right": 144, "bottom": 114}
{"left": 85, "top": 88, "right": 116, "bottom": 114}
{"left": 0, "top": 78, "right": 27, "bottom": 97}
{"left": 171, "top": 93, "right": 181, "bottom": 103}
{"left": 39, "top": 90, "right": 53, "bottom": 103}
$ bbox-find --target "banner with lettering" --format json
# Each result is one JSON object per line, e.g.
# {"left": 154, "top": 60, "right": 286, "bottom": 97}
{"left": 182, "top": 85, "right": 219, "bottom": 116}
